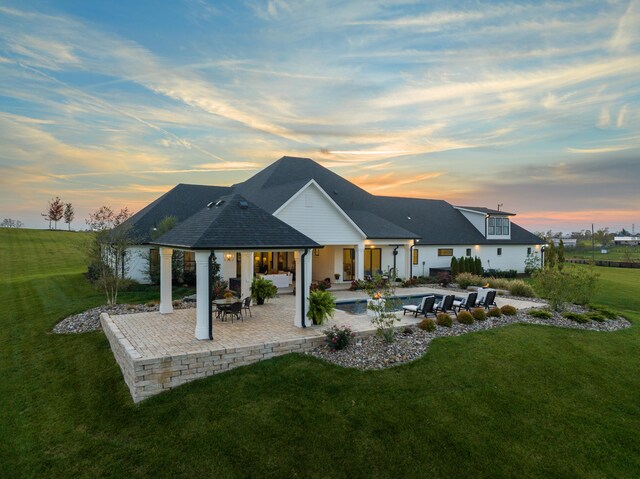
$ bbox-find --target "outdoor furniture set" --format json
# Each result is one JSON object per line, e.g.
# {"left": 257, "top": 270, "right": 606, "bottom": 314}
{"left": 213, "top": 296, "right": 252, "bottom": 323}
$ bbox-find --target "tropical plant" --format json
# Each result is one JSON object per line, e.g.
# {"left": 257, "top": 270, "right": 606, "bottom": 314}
{"left": 307, "top": 289, "right": 336, "bottom": 325}
{"left": 250, "top": 277, "right": 277, "bottom": 305}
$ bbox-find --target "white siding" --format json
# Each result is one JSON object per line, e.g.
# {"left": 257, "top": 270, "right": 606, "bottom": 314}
{"left": 275, "top": 183, "right": 364, "bottom": 244}
{"left": 458, "top": 210, "right": 485, "bottom": 235}
{"left": 127, "top": 245, "right": 152, "bottom": 284}
{"left": 415, "top": 244, "right": 541, "bottom": 275}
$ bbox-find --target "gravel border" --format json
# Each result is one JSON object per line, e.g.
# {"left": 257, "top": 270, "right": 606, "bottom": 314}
{"left": 52, "top": 300, "right": 195, "bottom": 334}
{"left": 307, "top": 307, "right": 631, "bottom": 370}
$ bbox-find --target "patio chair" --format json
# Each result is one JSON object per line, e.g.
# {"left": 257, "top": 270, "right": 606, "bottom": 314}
{"left": 403, "top": 296, "right": 432, "bottom": 317}
{"left": 453, "top": 292, "right": 478, "bottom": 313}
{"left": 420, "top": 295, "right": 437, "bottom": 318}
{"left": 435, "top": 294, "right": 456, "bottom": 316}
{"left": 223, "top": 301, "right": 243, "bottom": 323}
{"left": 477, "top": 290, "right": 497, "bottom": 310}
{"left": 242, "top": 296, "right": 252, "bottom": 318}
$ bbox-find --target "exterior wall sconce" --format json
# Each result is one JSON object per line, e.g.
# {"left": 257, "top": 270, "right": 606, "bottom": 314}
{"left": 224, "top": 253, "right": 234, "bottom": 261}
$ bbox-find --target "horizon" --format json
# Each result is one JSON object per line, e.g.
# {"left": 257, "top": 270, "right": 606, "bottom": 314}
{"left": 1, "top": 1, "right": 639, "bottom": 232}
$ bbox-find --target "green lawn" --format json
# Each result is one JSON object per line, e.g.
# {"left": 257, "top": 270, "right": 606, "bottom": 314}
{"left": 565, "top": 245, "right": 640, "bottom": 262}
{"left": 1, "top": 229, "right": 639, "bottom": 478}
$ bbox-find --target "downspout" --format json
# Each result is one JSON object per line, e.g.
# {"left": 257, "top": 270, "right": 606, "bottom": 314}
{"left": 208, "top": 250, "right": 214, "bottom": 340}
{"left": 409, "top": 242, "right": 415, "bottom": 278}
{"left": 301, "top": 248, "right": 309, "bottom": 328}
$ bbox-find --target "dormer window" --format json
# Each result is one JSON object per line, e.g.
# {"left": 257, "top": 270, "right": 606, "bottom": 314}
{"left": 488, "top": 217, "right": 509, "bottom": 235}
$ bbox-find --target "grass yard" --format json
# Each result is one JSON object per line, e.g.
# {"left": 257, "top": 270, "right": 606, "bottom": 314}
{"left": 1, "top": 229, "right": 639, "bottom": 478}
{"left": 565, "top": 244, "right": 640, "bottom": 262}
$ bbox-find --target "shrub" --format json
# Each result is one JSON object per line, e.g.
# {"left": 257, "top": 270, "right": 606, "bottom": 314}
{"left": 437, "top": 271, "right": 452, "bottom": 287}
{"left": 436, "top": 313, "right": 453, "bottom": 327}
{"left": 456, "top": 272, "right": 484, "bottom": 290}
{"left": 487, "top": 307, "right": 502, "bottom": 318}
{"left": 474, "top": 256, "right": 483, "bottom": 275}
{"left": 471, "top": 308, "right": 487, "bottom": 321}
{"left": 402, "top": 326, "right": 414, "bottom": 335}
{"left": 457, "top": 310, "right": 474, "bottom": 324}
{"left": 508, "top": 280, "right": 535, "bottom": 298}
{"left": 562, "top": 311, "right": 589, "bottom": 323}
{"left": 451, "top": 257, "right": 459, "bottom": 277}
{"left": 402, "top": 278, "right": 418, "bottom": 288}
{"left": 500, "top": 305, "right": 517, "bottom": 316}
{"left": 590, "top": 305, "right": 617, "bottom": 319}
{"left": 458, "top": 256, "right": 466, "bottom": 273}
{"left": 349, "top": 279, "right": 366, "bottom": 291}
{"left": 324, "top": 324, "right": 355, "bottom": 350}
{"left": 532, "top": 267, "right": 599, "bottom": 310}
{"left": 486, "top": 277, "right": 511, "bottom": 290}
{"left": 527, "top": 309, "right": 552, "bottom": 319}
{"left": 417, "top": 318, "right": 436, "bottom": 332}
{"left": 587, "top": 311, "right": 606, "bottom": 322}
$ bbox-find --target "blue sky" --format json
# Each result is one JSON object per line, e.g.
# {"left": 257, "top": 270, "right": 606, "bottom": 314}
{"left": 1, "top": 0, "right": 638, "bottom": 232}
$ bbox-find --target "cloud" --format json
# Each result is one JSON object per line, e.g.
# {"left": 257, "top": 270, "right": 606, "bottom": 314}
{"left": 566, "top": 145, "right": 632, "bottom": 154}
{"left": 610, "top": 0, "right": 640, "bottom": 51}
{"left": 616, "top": 105, "right": 628, "bottom": 127}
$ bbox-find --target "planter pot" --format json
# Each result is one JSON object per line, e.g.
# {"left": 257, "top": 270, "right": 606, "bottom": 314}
{"left": 256, "top": 297, "right": 265, "bottom": 305}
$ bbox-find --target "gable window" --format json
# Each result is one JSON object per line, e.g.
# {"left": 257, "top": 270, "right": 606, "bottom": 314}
{"left": 413, "top": 249, "right": 419, "bottom": 265}
{"left": 497, "top": 247, "right": 502, "bottom": 256}
{"left": 466, "top": 248, "right": 471, "bottom": 256}
{"left": 438, "top": 248, "right": 453, "bottom": 256}
{"left": 488, "top": 217, "right": 510, "bottom": 235}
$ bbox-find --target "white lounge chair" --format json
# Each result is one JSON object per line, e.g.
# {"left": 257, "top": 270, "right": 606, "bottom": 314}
{"left": 403, "top": 296, "right": 433, "bottom": 317}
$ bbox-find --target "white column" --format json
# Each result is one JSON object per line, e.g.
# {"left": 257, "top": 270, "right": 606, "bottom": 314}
{"left": 159, "top": 247, "right": 173, "bottom": 314}
{"left": 404, "top": 244, "right": 412, "bottom": 279}
{"left": 294, "top": 249, "right": 313, "bottom": 327}
{"left": 240, "top": 251, "right": 253, "bottom": 300}
{"left": 355, "top": 242, "right": 365, "bottom": 280}
{"left": 195, "top": 251, "right": 210, "bottom": 340}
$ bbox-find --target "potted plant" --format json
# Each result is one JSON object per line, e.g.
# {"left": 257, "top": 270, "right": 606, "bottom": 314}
{"left": 334, "top": 273, "right": 341, "bottom": 281}
{"left": 250, "top": 277, "right": 277, "bottom": 305}
{"left": 307, "top": 289, "right": 336, "bottom": 325}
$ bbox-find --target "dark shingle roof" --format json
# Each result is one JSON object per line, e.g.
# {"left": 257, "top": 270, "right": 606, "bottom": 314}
{"left": 121, "top": 184, "right": 232, "bottom": 242}
{"left": 150, "top": 194, "right": 319, "bottom": 250}
{"left": 455, "top": 206, "right": 516, "bottom": 216}
{"left": 345, "top": 210, "right": 420, "bottom": 239}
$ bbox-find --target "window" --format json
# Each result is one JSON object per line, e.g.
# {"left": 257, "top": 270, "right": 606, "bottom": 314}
{"left": 466, "top": 248, "right": 471, "bottom": 256}
{"left": 527, "top": 247, "right": 532, "bottom": 255}
{"left": 497, "top": 247, "right": 502, "bottom": 256}
{"left": 438, "top": 248, "right": 453, "bottom": 256}
{"left": 413, "top": 248, "right": 419, "bottom": 265}
{"left": 488, "top": 217, "right": 510, "bottom": 235}
{"left": 364, "top": 248, "right": 382, "bottom": 276}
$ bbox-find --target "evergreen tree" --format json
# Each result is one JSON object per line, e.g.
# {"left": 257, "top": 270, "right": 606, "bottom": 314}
{"left": 458, "top": 256, "right": 466, "bottom": 273}
{"left": 451, "top": 257, "right": 459, "bottom": 277}
{"left": 545, "top": 241, "right": 557, "bottom": 269}
{"left": 475, "top": 256, "right": 482, "bottom": 275}
{"left": 557, "top": 239, "right": 565, "bottom": 271}
{"left": 465, "top": 256, "right": 473, "bottom": 273}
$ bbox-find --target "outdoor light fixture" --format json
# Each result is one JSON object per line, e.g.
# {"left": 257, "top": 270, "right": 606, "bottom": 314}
{"left": 225, "top": 253, "right": 233, "bottom": 261}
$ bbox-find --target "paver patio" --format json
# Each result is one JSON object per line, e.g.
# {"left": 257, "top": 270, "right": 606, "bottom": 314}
{"left": 102, "top": 287, "right": 541, "bottom": 402}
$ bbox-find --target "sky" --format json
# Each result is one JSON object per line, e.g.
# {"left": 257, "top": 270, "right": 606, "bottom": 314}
{"left": 0, "top": 0, "right": 639, "bottom": 233}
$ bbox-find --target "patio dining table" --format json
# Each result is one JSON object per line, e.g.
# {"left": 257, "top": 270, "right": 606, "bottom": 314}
{"left": 213, "top": 298, "right": 241, "bottom": 321}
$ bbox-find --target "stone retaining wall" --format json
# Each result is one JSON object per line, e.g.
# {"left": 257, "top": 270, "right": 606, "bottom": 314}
{"left": 101, "top": 313, "right": 327, "bottom": 403}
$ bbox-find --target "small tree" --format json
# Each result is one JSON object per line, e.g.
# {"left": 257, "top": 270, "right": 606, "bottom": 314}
{"left": 465, "top": 256, "right": 473, "bottom": 273}
{"left": 1, "top": 218, "right": 24, "bottom": 228}
{"left": 63, "top": 203, "right": 74, "bottom": 231}
{"left": 85, "top": 205, "right": 134, "bottom": 305}
{"left": 524, "top": 252, "right": 541, "bottom": 274}
{"left": 451, "top": 257, "right": 459, "bottom": 277}
{"left": 48, "top": 197, "right": 64, "bottom": 230}
{"left": 366, "top": 274, "right": 399, "bottom": 343}
{"left": 458, "top": 256, "right": 466, "bottom": 273}
{"left": 557, "top": 239, "right": 565, "bottom": 271}
{"left": 474, "top": 256, "right": 483, "bottom": 275}
{"left": 545, "top": 241, "right": 556, "bottom": 269}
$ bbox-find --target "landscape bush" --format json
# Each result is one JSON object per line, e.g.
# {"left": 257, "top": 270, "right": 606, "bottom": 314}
{"left": 485, "top": 277, "right": 511, "bottom": 290}
{"left": 323, "top": 324, "right": 355, "bottom": 350}
{"left": 417, "top": 318, "right": 436, "bottom": 332}
{"left": 456, "top": 272, "right": 484, "bottom": 289}
{"left": 532, "top": 267, "right": 599, "bottom": 310}
{"left": 527, "top": 309, "right": 553, "bottom": 319}
{"left": 562, "top": 311, "right": 589, "bottom": 323}
{"left": 457, "top": 310, "right": 474, "bottom": 324}
{"left": 471, "top": 308, "right": 487, "bottom": 321}
{"left": 487, "top": 307, "right": 502, "bottom": 318}
{"left": 500, "top": 305, "right": 517, "bottom": 316}
{"left": 508, "top": 280, "right": 535, "bottom": 298}
{"left": 590, "top": 305, "right": 617, "bottom": 319}
{"left": 586, "top": 311, "right": 606, "bottom": 322}
{"left": 436, "top": 313, "right": 453, "bottom": 327}
{"left": 437, "top": 271, "right": 453, "bottom": 287}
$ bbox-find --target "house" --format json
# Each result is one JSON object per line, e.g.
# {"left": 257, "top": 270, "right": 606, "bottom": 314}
{"left": 614, "top": 236, "right": 640, "bottom": 246}
{"left": 123, "top": 156, "right": 543, "bottom": 284}
{"left": 118, "top": 156, "right": 543, "bottom": 335}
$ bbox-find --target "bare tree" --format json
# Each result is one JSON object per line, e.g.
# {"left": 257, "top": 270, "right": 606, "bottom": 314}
{"left": 47, "top": 197, "right": 64, "bottom": 229}
{"left": 85, "top": 205, "right": 135, "bottom": 306}
{"left": 42, "top": 212, "right": 51, "bottom": 229}
{"left": 63, "top": 203, "right": 74, "bottom": 231}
